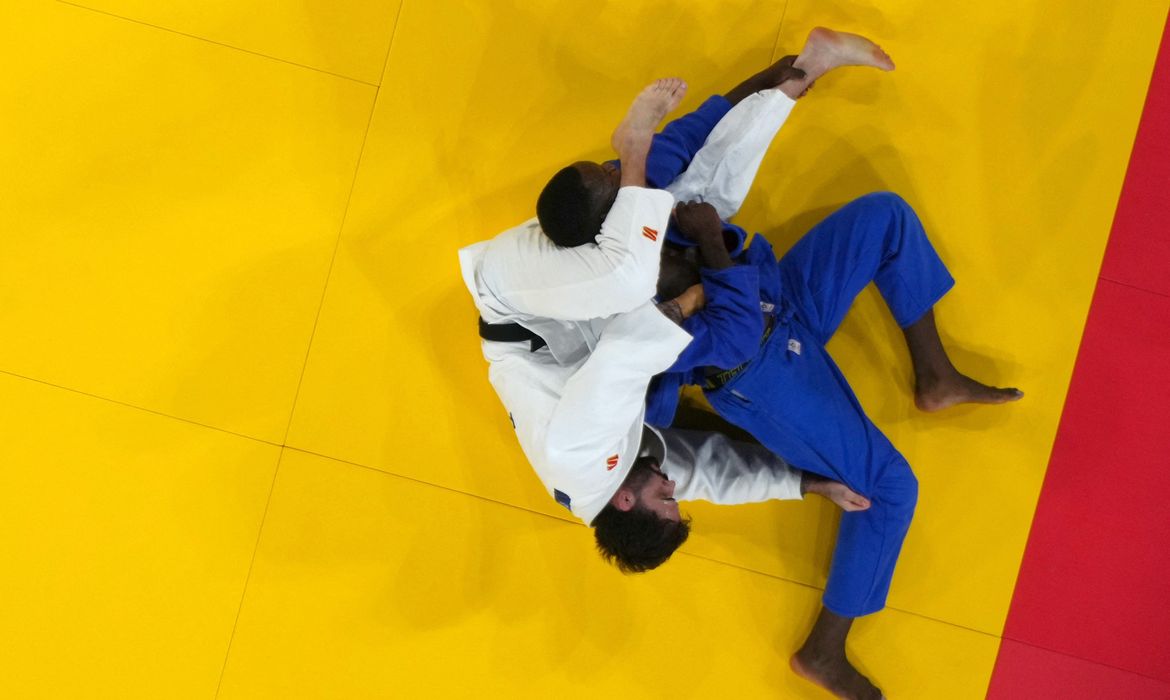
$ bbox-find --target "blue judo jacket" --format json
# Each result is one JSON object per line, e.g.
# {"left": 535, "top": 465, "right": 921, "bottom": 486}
{"left": 645, "top": 235, "right": 788, "bottom": 427}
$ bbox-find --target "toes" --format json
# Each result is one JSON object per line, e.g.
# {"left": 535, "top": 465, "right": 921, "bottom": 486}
{"left": 977, "top": 385, "right": 1024, "bottom": 405}
{"left": 662, "top": 77, "right": 686, "bottom": 98}
{"left": 652, "top": 78, "right": 686, "bottom": 110}
{"left": 986, "top": 385, "right": 1022, "bottom": 401}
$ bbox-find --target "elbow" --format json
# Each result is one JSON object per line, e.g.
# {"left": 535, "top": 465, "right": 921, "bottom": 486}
{"left": 594, "top": 243, "right": 661, "bottom": 313}
{"left": 614, "top": 277, "right": 658, "bottom": 313}
{"left": 558, "top": 269, "right": 657, "bottom": 319}
{"left": 594, "top": 265, "right": 658, "bottom": 315}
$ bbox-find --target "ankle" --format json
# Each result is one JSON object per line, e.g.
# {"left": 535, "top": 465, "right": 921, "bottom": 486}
{"left": 913, "top": 357, "right": 959, "bottom": 385}
{"left": 791, "top": 52, "right": 826, "bottom": 81}
{"left": 617, "top": 135, "right": 651, "bottom": 161}
{"left": 796, "top": 640, "right": 846, "bottom": 666}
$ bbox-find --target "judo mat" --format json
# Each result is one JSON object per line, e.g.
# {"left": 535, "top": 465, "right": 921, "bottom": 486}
{"left": 1, "top": 0, "right": 1168, "bottom": 697}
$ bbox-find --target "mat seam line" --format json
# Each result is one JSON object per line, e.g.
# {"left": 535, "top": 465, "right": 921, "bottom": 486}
{"left": 769, "top": 0, "right": 791, "bottom": 63}
{"left": 209, "top": 3, "right": 406, "bottom": 689}
{"left": 0, "top": 369, "right": 281, "bottom": 447}
{"left": 54, "top": 0, "right": 379, "bottom": 86}
{"left": 377, "top": 0, "right": 407, "bottom": 87}
{"left": 1098, "top": 274, "right": 1170, "bottom": 301}
{"left": 997, "top": 635, "right": 1170, "bottom": 687}
{"left": 0, "top": 366, "right": 1006, "bottom": 649}
{"left": 282, "top": 446, "right": 1003, "bottom": 640}
{"left": 277, "top": 82, "right": 382, "bottom": 447}
{"left": 213, "top": 448, "right": 285, "bottom": 698}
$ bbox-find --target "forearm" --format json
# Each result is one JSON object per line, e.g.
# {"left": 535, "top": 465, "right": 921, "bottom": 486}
{"left": 800, "top": 471, "right": 873, "bottom": 512}
{"left": 656, "top": 284, "right": 706, "bottom": 326}
{"left": 619, "top": 138, "right": 651, "bottom": 187}
{"left": 674, "top": 201, "right": 732, "bottom": 269}
{"left": 800, "top": 470, "right": 832, "bottom": 497}
{"left": 656, "top": 298, "right": 684, "bottom": 326}
{"left": 663, "top": 428, "right": 803, "bottom": 503}
{"left": 697, "top": 234, "right": 734, "bottom": 270}
{"left": 723, "top": 74, "right": 773, "bottom": 107}
{"left": 545, "top": 302, "right": 691, "bottom": 457}
{"left": 723, "top": 55, "right": 799, "bottom": 106}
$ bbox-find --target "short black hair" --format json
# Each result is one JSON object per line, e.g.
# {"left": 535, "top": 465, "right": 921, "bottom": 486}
{"left": 537, "top": 165, "right": 601, "bottom": 247}
{"left": 592, "top": 502, "right": 692, "bottom": 573}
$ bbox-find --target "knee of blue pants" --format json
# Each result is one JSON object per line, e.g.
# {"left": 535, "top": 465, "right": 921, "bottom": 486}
{"left": 851, "top": 191, "right": 952, "bottom": 328}
{"left": 877, "top": 455, "right": 919, "bottom": 522}
{"left": 822, "top": 456, "right": 918, "bottom": 618}
{"left": 856, "top": 192, "right": 917, "bottom": 243}
{"left": 856, "top": 454, "right": 918, "bottom": 553}
{"left": 836, "top": 191, "right": 917, "bottom": 253}
{"left": 855, "top": 190, "right": 911, "bottom": 216}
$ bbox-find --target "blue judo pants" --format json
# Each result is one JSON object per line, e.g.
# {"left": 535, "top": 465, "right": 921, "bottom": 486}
{"left": 707, "top": 192, "right": 954, "bottom": 617}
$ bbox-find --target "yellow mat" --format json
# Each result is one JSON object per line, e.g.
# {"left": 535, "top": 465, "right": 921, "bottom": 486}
{"left": 2, "top": 0, "right": 1167, "bottom": 697}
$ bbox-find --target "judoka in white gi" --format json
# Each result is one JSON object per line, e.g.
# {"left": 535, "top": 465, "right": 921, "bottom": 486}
{"left": 459, "top": 67, "right": 824, "bottom": 527}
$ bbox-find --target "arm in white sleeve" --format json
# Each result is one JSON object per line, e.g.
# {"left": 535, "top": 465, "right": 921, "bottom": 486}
{"left": 665, "top": 89, "right": 796, "bottom": 220}
{"left": 659, "top": 427, "right": 803, "bottom": 503}
{"left": 478, "top": 187, "right": 675, "bottom": 321}
{"left": 543, "top": 302, "right": 692, "bottom": 465}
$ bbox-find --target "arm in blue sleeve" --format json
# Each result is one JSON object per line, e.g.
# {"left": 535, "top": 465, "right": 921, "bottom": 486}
{"left": 644, "top": 373, "right": 684, "bottom": 428}
{"left": 665, "top": 264, "right": 764, "bottom": 373}
{"left": 644, "top": 96, "right": 732, "bottom": 189}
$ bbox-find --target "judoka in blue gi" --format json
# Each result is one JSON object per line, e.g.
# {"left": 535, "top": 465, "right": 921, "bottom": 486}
{"left": 647, "top": 192, "right": 1021, "bottom": 698}
{"left": 535, "top": 30, "right": 1022, "bottom": 700}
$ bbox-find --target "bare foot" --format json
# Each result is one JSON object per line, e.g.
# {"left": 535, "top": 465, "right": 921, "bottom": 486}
{"left": 793, "top": 27, "right": 895, "bottom": 86}
{"left": 611, "top": 78, "right": 687, "bottom": 156}
{"left": 915, "top": 370, "right": 1024, "bottom": 412}
{"left": 791, "top": 648, "right": 883, "bottom": 700}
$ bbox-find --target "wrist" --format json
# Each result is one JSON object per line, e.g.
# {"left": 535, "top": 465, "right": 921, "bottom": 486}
{"left": 698, "top": 238, "right": 733, "bottom": 269}
{"left": 619, "top": 162, "right": 648, "bottom": 188}
{"left": 618, "top": 141, "right": 651, "bottom": 187}
{"left": 656, "top": 299, "right": 684, "bottom": 326}
{"left": 677, "top": 285, "right": 703, "bottom": 317}
{"left": 697, "top": 237, "right": 724, "bottom": 255}
{"left": 801, "top": 472, "right": 826, "bottom": 498}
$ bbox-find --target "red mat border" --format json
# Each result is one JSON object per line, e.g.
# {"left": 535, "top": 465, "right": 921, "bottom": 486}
{"left": 988, "top": 10, "right": 1170, "bottom": 697}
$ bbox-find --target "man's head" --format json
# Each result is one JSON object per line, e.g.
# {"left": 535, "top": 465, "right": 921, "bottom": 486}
{"left": 591, "top": 455, "right": 691, "bottom": 573}
{"left": 536, "top": 161, "right": 622, "bottom": 247}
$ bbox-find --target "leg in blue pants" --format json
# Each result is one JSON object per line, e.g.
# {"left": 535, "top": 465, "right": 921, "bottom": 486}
{"left": 706, "top": 192, "right": 1021, "bottom": 697}
{"left": 708, "top": 191, "right": 950, "bottom": 617}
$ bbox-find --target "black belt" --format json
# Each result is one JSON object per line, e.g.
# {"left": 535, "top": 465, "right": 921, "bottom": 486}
{"left": 703, "top": 314, "right": 776, "bottom": 391}
{"left": 478, "top": 317, "right": 548, "bottom": 352}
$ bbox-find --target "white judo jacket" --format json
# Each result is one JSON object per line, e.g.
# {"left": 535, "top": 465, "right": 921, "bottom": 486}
{"left": 459, "top": 90, "right": 800, "bottom": 524}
